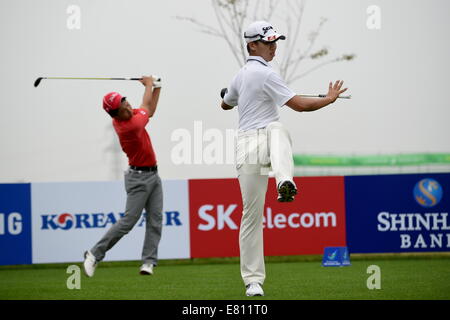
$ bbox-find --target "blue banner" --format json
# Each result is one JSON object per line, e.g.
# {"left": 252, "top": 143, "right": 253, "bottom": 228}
{"left": 0, "top": 184, "right": 32, "bottom": 265}
{"left": 345, "top": 173, "right": 450, "bottom": 253}
{"left": 322, "top": 247, "right": 351, "bottom": 267}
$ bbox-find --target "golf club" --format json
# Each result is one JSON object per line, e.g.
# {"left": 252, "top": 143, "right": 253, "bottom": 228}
{"left": 34, "top": 76, "right": 161, "bottom": 88}
{"left": 298, "top": 94, "right": 351, "bottom": 99}
{"left": 220, "top": 88, "right": 351, "bottom": 99}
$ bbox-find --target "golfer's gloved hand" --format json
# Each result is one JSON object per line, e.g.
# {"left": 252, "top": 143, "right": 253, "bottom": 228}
{"left": 152, "top": 75, "right": 162, "bottom": 89}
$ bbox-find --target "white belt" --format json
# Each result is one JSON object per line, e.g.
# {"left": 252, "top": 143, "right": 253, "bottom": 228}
{"left": 237, "top": 128, "right": 267, "bottom": 137}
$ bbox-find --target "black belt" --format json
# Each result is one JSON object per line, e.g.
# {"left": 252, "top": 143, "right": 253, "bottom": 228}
{"left": 130, "top": 165, "right": 157, "bottom": 172}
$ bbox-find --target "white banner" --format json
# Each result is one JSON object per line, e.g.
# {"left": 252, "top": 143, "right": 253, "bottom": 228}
{"left": 31, "top": 179, "right": 190, "bottom": 264}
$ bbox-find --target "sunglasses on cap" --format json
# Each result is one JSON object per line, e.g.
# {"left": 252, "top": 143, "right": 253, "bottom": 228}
{"left": 244, "top": 33, "right": 285, "bottom": 43}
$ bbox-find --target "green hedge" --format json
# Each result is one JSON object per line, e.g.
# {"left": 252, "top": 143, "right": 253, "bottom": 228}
{"left": 293, "top": 153, "right": 450, "bottom": 167}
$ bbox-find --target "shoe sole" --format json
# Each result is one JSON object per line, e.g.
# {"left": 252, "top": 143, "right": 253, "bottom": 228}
{"left": 277, "top": 181, "right": 297, "bottom": 202}
{"left": 139, "top": 270, "right": 153, "bottom": 275}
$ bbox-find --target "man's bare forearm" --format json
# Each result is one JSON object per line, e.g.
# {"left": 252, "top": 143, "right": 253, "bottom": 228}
{"left": 141, "top": 84, "right": 153, "bottom": 106}
{"left": 147, "top": 88, "right": 161, "bottom": 117}
{"left": 286, "top": 80, "right": 348, "bottom": 112}
{"left": 299, "top": 96, "right": 333, "bottom": 112}
{"left": 286, "top": 95, "right": 333, "bottom": 112}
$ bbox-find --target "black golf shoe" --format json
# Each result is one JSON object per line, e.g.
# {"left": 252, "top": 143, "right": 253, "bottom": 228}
{"left": 277, "top": 180, "right": 297, "bottom": 202}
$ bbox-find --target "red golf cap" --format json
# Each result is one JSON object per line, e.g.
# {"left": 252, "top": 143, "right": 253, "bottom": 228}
{"left": 103, "top": 92, "right": 124, "bottom": 113}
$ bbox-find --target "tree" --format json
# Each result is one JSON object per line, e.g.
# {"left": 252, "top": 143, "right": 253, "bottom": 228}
{"left": 176, "top": 0, "right": 355, "bottom": 85}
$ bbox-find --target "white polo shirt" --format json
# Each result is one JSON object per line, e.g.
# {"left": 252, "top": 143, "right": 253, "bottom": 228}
{"left": 224, "top": 55, "right": 295, "bottom": 131}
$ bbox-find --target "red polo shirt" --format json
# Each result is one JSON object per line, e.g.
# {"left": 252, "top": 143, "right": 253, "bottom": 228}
{"left": 112, "top": 108, "right": 157, "bottom": 167}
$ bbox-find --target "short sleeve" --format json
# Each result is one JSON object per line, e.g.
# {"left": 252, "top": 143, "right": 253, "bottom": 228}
{"left": 133, "top": 108, "right": 149, "bottom": 127}
{"left": 263, "top": 72, "right": 296, "bottom": 108}
{"left": 223, "top": 75, "right": 239, "bottom": 107}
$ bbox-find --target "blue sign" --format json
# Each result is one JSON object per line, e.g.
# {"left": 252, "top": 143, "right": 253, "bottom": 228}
{"left": 0, "top": 184, "right": 32, "bottom": 265}
{"left": 345, "top": 173, "right": 450, "bottom": 253}
{"left": 322, "top": 247, "right": 351, "bottom": 267}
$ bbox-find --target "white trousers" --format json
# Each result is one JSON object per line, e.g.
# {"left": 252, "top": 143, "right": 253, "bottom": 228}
{"left": 236, "top": 121, "right": 294, "bottom": 286}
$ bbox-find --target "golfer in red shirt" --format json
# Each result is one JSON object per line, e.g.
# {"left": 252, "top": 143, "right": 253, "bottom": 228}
{"left": 83, "top": 75, "right": 162, "bottom": 277}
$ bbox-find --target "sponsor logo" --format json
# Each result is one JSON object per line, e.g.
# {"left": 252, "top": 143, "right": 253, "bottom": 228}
{"left": 109, "top": 93, "right": 118, "bottom": 103}
{"left": 0, "top": 212, "right": 23, "bottom": 235}
{"left": 343, "top": 249, "right": 348, "bottom": 260}
{"left": 322, "top": 247, "right": 351, "bottom": 267}
{"left": 327, "top": 250, "right": 337, "bottom": 260}
{"left": 413, "top": 178, "right": 443, "bottom": 207}
{"left": 197, "top": 204, "right": 337, "bottom": 231}
{"left": 377, "top": 178, "right": 449, "bottom": 249}
{"left": 262, "top": 26, "right": 273, "bottom": 34}
{"left": 41, "top": 211, "right": 182, "bottom": 230}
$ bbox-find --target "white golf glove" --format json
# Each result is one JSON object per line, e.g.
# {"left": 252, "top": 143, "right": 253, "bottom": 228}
{"left": 152, "top": 75, "right": 162, "bottom": 89}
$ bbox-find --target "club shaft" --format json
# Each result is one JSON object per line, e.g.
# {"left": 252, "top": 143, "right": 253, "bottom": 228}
{"left": 300, "top": 94, "right": 351, "bottom": 99}
{"left": 34, "top": 76, "right": 161, "bottom": 87}
{"left": 42, "top": 77, "right": 143, "bottom": 81}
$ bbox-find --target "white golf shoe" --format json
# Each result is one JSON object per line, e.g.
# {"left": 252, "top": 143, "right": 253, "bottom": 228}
{"left": 139, "top": 263, "right": 154, "bottom": 275}
{"left": 245, "top": 282, "right": 264, "bottom": 296}
{"left": 83, "top": 250, "right": 97, "bottom": 277}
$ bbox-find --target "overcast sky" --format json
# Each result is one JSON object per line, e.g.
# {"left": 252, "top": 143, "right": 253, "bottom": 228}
{"left": 0, "top": 0, "right": 449, "bottom": 183}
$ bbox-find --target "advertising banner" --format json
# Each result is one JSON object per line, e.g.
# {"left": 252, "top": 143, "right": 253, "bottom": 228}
{"left": 0, "top": 184, "right": 32, "bottom": 265}
{"left": 3, "top": 172, "right": 448, "bottom": 266}
{"left": 189, "top": 176, "right": 347, "bottom": 258}
{"left": 345, "top": 173, "right": 450, "bottom": 253}
{"left": 31, "top": 179, "right": 190, "bottom": 264}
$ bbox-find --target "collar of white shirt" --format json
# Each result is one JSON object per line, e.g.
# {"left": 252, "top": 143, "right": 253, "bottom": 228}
{"left": 246, "top": 55, "right": 269, "bottom": 67}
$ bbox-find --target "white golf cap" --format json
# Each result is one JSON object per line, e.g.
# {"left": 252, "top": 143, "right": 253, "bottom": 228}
{"left": 243, "top": 21, "right": 286, "bottom": 43}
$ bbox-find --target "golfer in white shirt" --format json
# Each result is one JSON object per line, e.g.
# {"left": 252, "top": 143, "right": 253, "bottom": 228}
{"left": 221, "top": 20, "right": 348, "bottom": 297}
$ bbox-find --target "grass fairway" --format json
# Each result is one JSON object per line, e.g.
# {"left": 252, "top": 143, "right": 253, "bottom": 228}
{"left": 0, "top": 256, "right": 449, "bottom": 300}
